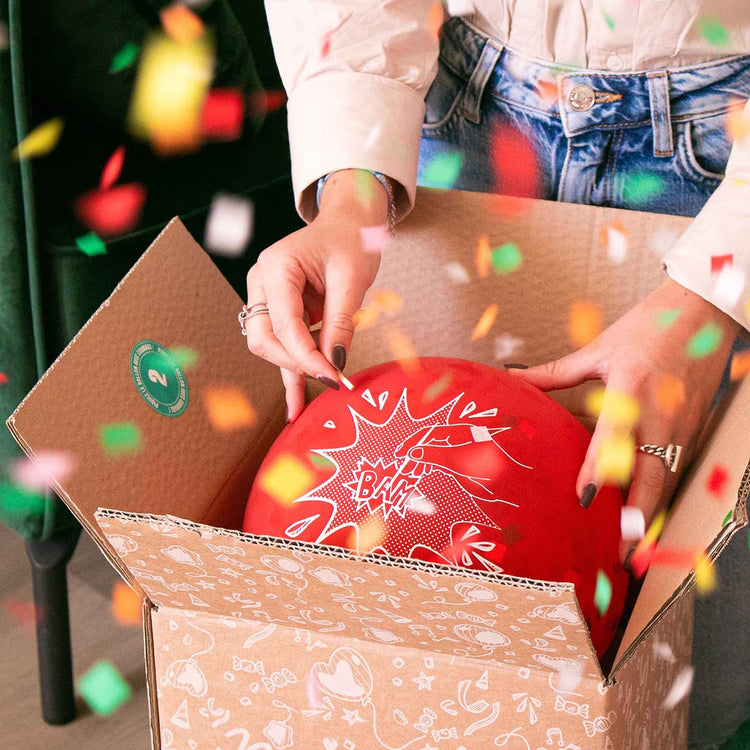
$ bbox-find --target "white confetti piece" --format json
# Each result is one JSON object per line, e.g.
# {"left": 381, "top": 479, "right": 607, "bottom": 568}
{"left": 605, "top": 225, "right": 628, "bottom": 265}
{"left": 493, "top": 333, "right": 523, "bottom": 361}
{"left": 444, "top": 262, "right": 470, "bottom": 284}
{"left": 652, "top": 640, "right": 676, "bottom": 663}
{"left": 663, "top": 666, "right": 694, "bottom": 709}
{"left": 446, "top": 0, "right": 475, "bottom": 15}
{"left": 469, "top": 424, "right": 492, "bottom": 442}
{"left": 555, "top": 665, "right": 581, "bottom": 693}
{"left": 710, "top": 265, "right": 746, "bottom": 308}
{"left": 10, "top": 451, "right": 76, "bottom": 492}
{"left": 648, "top": 226, "right": 679, "bottom": 258}
{"left": 620, "top": 506, "right": 645, "bottom": 541}
{"left": 204, "top": 193, "right": 254, "bottom": 257}
{"left": 406, "top": 494, "right": 436, "bottom": 515}
{"left": 360, "top": 225, "right": 391, "bottom": 254}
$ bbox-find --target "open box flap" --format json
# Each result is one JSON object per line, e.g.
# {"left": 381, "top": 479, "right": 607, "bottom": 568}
{"left": 96, "top": 508, "right": 604, "bottom": 682}
{"left": 612, "top": 375, "right": 750, "bottom": 673}
{"left": 6, "top": 218, "right": 284, "bottom": 569}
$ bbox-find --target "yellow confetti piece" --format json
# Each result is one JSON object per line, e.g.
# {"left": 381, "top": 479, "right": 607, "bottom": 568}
{"left": 128, "top": 33, "right": 214, "bottom": 155}
{"left": 694, "top": 553, "right": 717, "bottom": 595}
{"left": 371, "top": 289, "right": 403, "bottom": 315}
{"left": 730, "top": 350, "right": 750, "bottom": 380}
{"left": 585, "top": 387, "right": 640, "bottom": 428}
{"left": 655, "top": 373, "right": 686, "bottom": 415}
{"left": 12, "top": 117, "right": 64, "bottom": 160}
{"left": 595, "top": 433, "right": 635, "bottom": 484}
{"left": 568, "top": 300, "right": 603, "bottom": 348}
{"left": 471, "top": 304, "right": 499, "bottom": 340}
{"left": 112, "top": 581, "right": 141, "bottom": 626}
{"left": 476, "top": 234, "right": 491, "bottom": 278}
{"left": 349, "top": 514, "right": 386, "bottom": 555}
{"left": 203, "top": 386, "right": 256, "bottom": 431}
{"left": 259, "top": 453, "right": 316, "bottom": 505}
{"left": 385, "top": 327, "right": 420, "bottom": 372}
{"left": 160, "top": 3, "right": 205, "bottom": 45}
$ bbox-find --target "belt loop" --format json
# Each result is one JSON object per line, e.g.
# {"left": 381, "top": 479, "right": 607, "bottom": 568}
{"left": 647, "top": 71, "right": 674, "bottom": 158}
{"left": 462, "top": 40, "right": 503, "bottom": 124}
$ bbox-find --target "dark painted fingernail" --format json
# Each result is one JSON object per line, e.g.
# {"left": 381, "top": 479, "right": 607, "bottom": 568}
{"left": 332, "top": 345, "right": 347, "bottom": 371}
{"left": 503, "top": 363, "right": 528, "bottom": 369}
{"left": 317, "top": 375, "right": 340, "bottom": 390}
{"left": 580, "top": 482, "right": 597, "bottom": 509}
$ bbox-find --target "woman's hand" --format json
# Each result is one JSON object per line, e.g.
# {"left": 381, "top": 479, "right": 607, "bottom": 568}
{"left": 507, "top": 278, "right": 740, "bottom": 563}
{"left": 244, "top": 169, "right": 388, "bottom": 422}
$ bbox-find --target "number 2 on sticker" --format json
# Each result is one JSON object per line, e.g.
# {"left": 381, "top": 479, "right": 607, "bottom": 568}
{"left": 148, "top": 369, "right": 167, "bottom": 387}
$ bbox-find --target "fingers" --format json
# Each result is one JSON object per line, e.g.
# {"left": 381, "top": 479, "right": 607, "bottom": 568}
{"left": 506, "top": 346, "right": 602, "bottom": 392}
{"left": 318, "top": 265, "right": 365, "bottom": 373}
{"left": 281, "top": 368, "right": 306, "bottom": 424}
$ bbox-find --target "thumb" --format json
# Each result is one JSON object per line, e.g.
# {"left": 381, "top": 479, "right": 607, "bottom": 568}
{"left": 506, "top": 347, "right": 601, "bottom": 392}
{"left": 319, "top": 265, "right": 366, "bottom": 372}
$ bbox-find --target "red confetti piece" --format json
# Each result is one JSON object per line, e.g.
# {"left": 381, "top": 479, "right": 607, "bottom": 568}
{"left": 706, "top": 464, "right": 729, "bottom": 497}
{"left": 630, "top": 541, "right": 656, "bottom": 578}
{"left": 490, "top": 123, "right": 542, "bottom": 199}
{"left": 321, "top": 31, "right": 332, "bottom": 57}
{"left": 710, "top": 254, "right": 733, "bottom": 273}
{"left": 651, "top": 547, "right": 699, "bottom": 567}
{"left": 517, "top": 418, "right": 537, "bottom": 439}
{"left": 75, "top": 183, "right": 147, "bottom": 237}
{"left": 0, "top": 372, "right": 7, "bottom": 386}
{"left": 4, "top": 597, "right": 39, "bottom": 627}
{"left": 100, "top": 146, "right": 125, "bottom": 190}
{"left": 201, "top": 89, "right": 244, "bottom": 141}
{"left": 248, "top": 89, "right": 287, "bottom": 118}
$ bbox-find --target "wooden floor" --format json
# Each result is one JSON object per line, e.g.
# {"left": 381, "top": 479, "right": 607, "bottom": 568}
{"left": 0, "top": 522, "right": 151, "bottom": 749}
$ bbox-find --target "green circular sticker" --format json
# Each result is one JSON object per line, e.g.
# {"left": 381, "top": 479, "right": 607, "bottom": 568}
{"left": 130, "top": 340, "right": 188, "bottom": 417}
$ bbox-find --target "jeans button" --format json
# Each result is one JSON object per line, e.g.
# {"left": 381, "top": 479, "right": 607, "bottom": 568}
{"left": 568, "top": 84, "right": 595, "bottom": 111}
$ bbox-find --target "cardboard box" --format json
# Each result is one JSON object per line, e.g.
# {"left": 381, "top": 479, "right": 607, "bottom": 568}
{"left": 7, "top": 189, "right": 749, "bottom": 750}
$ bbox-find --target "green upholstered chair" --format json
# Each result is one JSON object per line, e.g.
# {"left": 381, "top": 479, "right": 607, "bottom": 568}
{"left": 0, "top": 0, "right": 302, "bottom": 724}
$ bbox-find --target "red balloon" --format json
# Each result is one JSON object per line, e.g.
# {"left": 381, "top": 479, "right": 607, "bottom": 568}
{"left": 244, "top": 357, "right": 628, "bottom": 657}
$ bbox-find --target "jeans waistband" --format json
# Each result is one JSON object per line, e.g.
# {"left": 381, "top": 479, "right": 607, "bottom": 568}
{"left": 440, "top": 16, "right": 750, "bottom": 141}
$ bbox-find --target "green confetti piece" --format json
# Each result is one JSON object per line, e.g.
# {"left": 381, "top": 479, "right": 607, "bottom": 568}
{"left": 655, "top": 308, "right": 681, "bottom": 331}
{"left": 109, "top": 42, "right": 140, "bottom": 74}
{"left": 0, "top": 483, "right": 46, "bottom": 526}
{"left": 594, "top": 570, "right": 612, "bottom": 617}
{"left": 100, "top": 422, "right": 142, "bottom": 456}
{"left": 490, "top": 242, "right": 522, "bottom": 274}
{"left": 621, "top": 172, "right": 664, "bottom": 205}
{"left": 603, "top": 12, "right": 615, "bottom": 31}
{"left": 686, "top": 322, "right": 723, "bottom": 358}
{"left": 698, "top": 16, "right": 730, "bottom": 47}
{"left": 169, "top": 346, "right": 199, "bottom": 370}
{"left": 309, "top": 452, "right": 334, "bottom": 469}
{"left": 75, "top": 232, "right": 107, "bottom": 257}
{"left": 722, "top": 509, "right": 733, "bottom": 527}
{"left": 355, "top": 170, "right": 374, "bottom": 204}
{"left": 422, "top": 151, "right": 463, "bottom": 189}
{"left": 77, "top": 660, "right": 132, "bottom": 716}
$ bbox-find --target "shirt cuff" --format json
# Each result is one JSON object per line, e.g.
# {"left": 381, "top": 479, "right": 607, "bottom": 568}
{"left": 286, "top": 71, "right": 426, "bottom": 224}
{"left": 661, "top": 177, "right": 750, "bottom": 331}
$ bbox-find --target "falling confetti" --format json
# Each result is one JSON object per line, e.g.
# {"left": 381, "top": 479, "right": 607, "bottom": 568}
{"left": 652, "top": 640, "right": 676, "bottom": 663}
{"left": 585, "top": 386, "right": 640, "bottom": 428}
{"left": 385, "top": 327, "right": 420, "bottom": 372}
{"left": 595, "top": 433, "right": 635, "bottom": 484}
{"left": 424, "top": 370, "right": 453, "bottom": 401}
{"left": 160, "top": 3, "right": 205, "bottom": 44}
{"left": 77, "top": 661, "right": 133, "bottom": 716}
{"left": 75, "top": 233, "right": 107, "bottom": 257}
{"left": 248, "top": 89, "right": 287, "bottom": 119}
{"left": 476, "top": 235, "right": 491, "bottom": 278}
{"left": 320, "top": 30, "right": 332, "bottom": 57}
{"left": 471, "top": 304, "right": 499, "bottom": 340}
{"left": 350, "top": 514, "right": 386, "bottom": 554}
{"left": 603, "top": 12, "right": 615, "bottom": 30}
{"left": 0, "top": 483, "right": 46, "bottom": 527}
{"left": 0, "top": 372, "right": 7, "bottom": 386}
{"left": 727, "top": 99, "right": 750, "bottom": 142}
{"left": 371, "top": 289, "right": 403, "bottom": 315}
{"left": 201, "top": 88, "right": 244, "bottom": 140}
{"left": 109, "top": 42, "right": 140, "bottom": 74}
{"left": 422, "top": 151, "right": 463, "bottom": 189}
{"left": 655, "top": 373, "right": 686, "bottom": 416}
{"left": 428, "top": 1, "right": 444, "bottom": 37}
{"left": 730, "top": 350, "right": 750, "bottom": 380}
{"left": 360, "top": 225, "right": 391, "bottom": 254}
{"left": 654, "top": 308, "right": 681, "bottom": 331}
{"left": 722, "top": 509, "right": 733, "bottom": 526}
{"left": 12, "top": 117, "right": 64, "bottom": 160}
{"left": 4, "top": 598, "right": 39, "bottom": 628}
{"left": 648, "top": 226, "right": 680, "bottom": 258}
{"left": 601, "top": 220, "right": 628, "bottom": 265}
{"left": 9, "top": 451, "right": 75, "bottom": 493}
{"left": 630, "top": 511, "right": 666, "bottom": 577}
{"left": 259, "top": 453, "right": 316, "bottom": 505}
{"left": 446, "top": 0, "right": 475, "bottom": 15}
{"left": 352, "top": 305, "right": 380, "bottom": 330}
{"left": 204, "top": 386, "right": 256, "bottom": 431}
{"left": 204, "top": 194, "right": 254, "bottom": 257}
{"left": 534, "top": 77, "right": 558, "bottom": 103}
{"left": 309, "top": 453, "right": 334, "bottom": 469}
{"left": 444, "top": 261, "right": 470, "bottom": 284}
{"left": 663, "top": 666, "right": 694, "bottom": 709}
{"left": 686, "top": 322, "right": 722, "bottom": 358}
{"left": 568, "top": 300, "right": 602, "bottom": 347}
{"left": 710, "top": 265, "right": 746, "bottom": 308}
{"left": 99, "top": 422, "right": 142, "bottom": 456}
{"left": 112, "top": 581, "right": 141, "bottom": 626}
{"left": 694, "top": 553, "right": 717, "bottom": 594}
{"left": 621, "top": 506, "right": 645, "bottom": 541}
{"left": 76, "top": 183, "right": 147, "bottom": 237}
{"left": 621, "top": 172, "right": 663, "bottom": 205}
{"left": 169, "top": 346, "right": 199, "bottom": 370}
{"left": 594, "top": 570, "right": 612, "bottom": 616}
{"left": 710, "top": 254, "right": 733, "bottom": 273}
{"left": 100, "top": 146, "right": 126, "bottom": 190}
{"left": 706, "top": 464, "right": 729, "bottom": 497}
{"left": 697, "top": 15, "right": 730, "bottom": 47}
{"left": 491, "top": 123, "right": 542, "bottom": 199}
{"left": 490, "top": 242, "right": 522, "bottom": 274}
{"left": 493, "top": 333, "right": 523, "bottom": 361}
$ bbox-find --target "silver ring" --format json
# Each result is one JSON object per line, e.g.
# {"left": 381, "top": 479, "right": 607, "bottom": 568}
{"left": 238, "top": 303, "right": 270, "bottom": 336}
{"left": 637, "top": 443, "right": 683, "bottom": 473}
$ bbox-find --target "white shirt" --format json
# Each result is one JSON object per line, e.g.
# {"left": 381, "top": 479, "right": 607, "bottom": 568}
{"left": 264, "top": 0, "right": 750, "bottom": 328}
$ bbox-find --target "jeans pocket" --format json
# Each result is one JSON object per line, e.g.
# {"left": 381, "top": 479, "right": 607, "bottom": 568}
{"left": 422, "top": 61, "right": 466, "bottom": 137}
{"left": 678, "top": 115, "right": 731, "bottom": 183}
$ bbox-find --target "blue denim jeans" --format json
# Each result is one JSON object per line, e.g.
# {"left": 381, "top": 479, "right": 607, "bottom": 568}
{"left": 417, "top": 16, "right": 750, "bottom": 749}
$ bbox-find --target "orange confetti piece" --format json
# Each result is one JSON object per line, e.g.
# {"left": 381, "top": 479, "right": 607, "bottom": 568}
{"left": 349, "top": 514, "right": 386, "bottom": 555}
{"left": 655, "top": 373, "right": 686, "bottom": 416}
{"left": 471, "top": 304, "right": 499, "bottom": 340}
{"left": 112, "top": 581, "right": 141, "bottom": 626}
{"left": 160, "top": 3, "right": 205, "bottom": 45}
{"left": 726, "top": 97, "right": 750, "bottom": 143}
{"left": 385, "top": 327, "right": 420, "bottom": 372}
{"left": 203, "top": 386, "right": 256, "bottom": 431}
{"left": 428, "top": 1, "right": 444, "bottom": 37}
{"left": 371, "top": 289, "right": 403, "bottom": 315}
{"left": 258, "top": 453, "right": 316, "bottom": 505}
{"left": 730, "top": 350, "right": 750, "bottom": 380}
{"left": 568, "top": 300, "right": 603, "bottom": 348}
{"left": 476, "top": 234, "right": 491, "bottom": 278}
{"left": 535, "top": 77, "right": 558, "bottom": 102}
{"left": 353, "top": 305, "right": 380, "bottom": 330}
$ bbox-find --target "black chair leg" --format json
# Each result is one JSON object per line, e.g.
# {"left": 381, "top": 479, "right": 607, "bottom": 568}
{"left": 25, "top": 521, "right": 83, "bottom": 725}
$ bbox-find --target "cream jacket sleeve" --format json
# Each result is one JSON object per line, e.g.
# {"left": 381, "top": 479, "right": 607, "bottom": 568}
{"left": 264, "top": 0, "right": 439, "bottom": 224}
{"left": 661, "top": 98, "right": 750, "bottom": 331}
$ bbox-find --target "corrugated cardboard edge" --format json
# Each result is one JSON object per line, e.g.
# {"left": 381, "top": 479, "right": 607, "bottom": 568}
{"left": 143, "top": 596, "right": 161, "bottom": 750}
